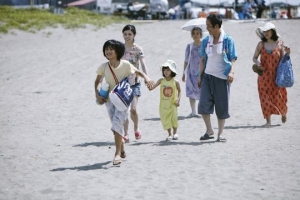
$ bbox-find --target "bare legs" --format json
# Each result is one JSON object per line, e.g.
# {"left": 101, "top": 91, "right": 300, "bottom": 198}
{"left": 202, "top": 114, "right": 214, "bottom": 135}
{"left": 124, "top": 96, "right": 139, "bottom": 138}
{"left": 202, "top": 114, "right": 225, "bottom": 140}
{"left": 189, "top": 98, "right": 196, "bottom": 115}
{"left": 262, "top": 115, "right": 287, "bottom": 128}
{"left": 262, "top": 117, "right": 271, "bottom": 128}
{"left": 113, "top": 131, "right": 124, "bottom": 165}
{"left": 167, "top": 127, "right": 177, "bottom": 137}
{"left": 166, "top": 127, "right": 178, "bottom": 141}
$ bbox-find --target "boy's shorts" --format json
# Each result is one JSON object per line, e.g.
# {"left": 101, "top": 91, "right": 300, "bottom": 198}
{"left": 105, "top": 101, "right": 128, "bottom": 136}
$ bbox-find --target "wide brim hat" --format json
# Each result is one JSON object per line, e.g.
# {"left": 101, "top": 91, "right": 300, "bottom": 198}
{"left": 160, "top": 60, "right": 177, "bottom": 74}
{"left": 255, "top": 22, "right": 280, "bottom": 39}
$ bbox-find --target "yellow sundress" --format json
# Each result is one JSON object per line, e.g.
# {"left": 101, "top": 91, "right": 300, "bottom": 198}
{"left": 159, "top": 78, "right": 178, "bottom": 130}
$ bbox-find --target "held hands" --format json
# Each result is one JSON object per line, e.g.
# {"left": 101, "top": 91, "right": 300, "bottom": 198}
{"left": 145, "top": 79, "right": 155, "bottom": 90}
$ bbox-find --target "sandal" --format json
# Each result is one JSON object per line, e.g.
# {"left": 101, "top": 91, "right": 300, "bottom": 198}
{"left": 200, "top": 133, "right": 214, "bottom": 140}
{"left": 216, "top": 136, "right": 227, "bottom": 142}
{"left": 173, "top": 134, "right": 178, "bottom": 140}
{"left": 113, "top": 159, "right": 122, "bottom": 166}
{"left": 135, "top": 130, "right": 141, "bottom": 140}
{"left": 121, "top": 151, "right": 126, "bottom": 159}
{"left": 166, "top": 135, "right": 173, "bottom": 142}
{"left": 123, "top": 135, "right": 130, "bottom": 143}
{"left": 186, "top": 113, "right": 195, "bottom": 118}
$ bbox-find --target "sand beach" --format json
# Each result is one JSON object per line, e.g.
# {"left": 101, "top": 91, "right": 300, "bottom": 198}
{"left": 0, "top": 19, "right": 300, "bottom": 199}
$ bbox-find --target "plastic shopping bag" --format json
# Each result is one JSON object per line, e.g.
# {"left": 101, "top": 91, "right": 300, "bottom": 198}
{"left": 276, "top": 54, "right": 294, "bottom": 88}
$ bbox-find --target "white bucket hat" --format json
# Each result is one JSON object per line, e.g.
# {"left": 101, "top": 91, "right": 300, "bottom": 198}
{"left": 160, "top": 60, "right": 177, "bottom": 74}
{"left": 255, "top": 22, "right": 280, "bottom": 39}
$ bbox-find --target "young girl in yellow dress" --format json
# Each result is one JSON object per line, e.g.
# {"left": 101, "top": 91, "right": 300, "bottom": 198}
{"left": 150, "top": 60, "right": 181, "bottom": 141}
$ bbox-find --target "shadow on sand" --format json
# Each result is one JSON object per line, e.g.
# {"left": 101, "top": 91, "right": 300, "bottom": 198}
{"left": 73, "top": 141, "right": 115, "bottom": 147}
{"left": 224, "top": 124, "right": 281, "bottom": 129}
{"left": 143, "top": 115, "right": 190, "bottom": 121}
{"left": 50, "top": 161, "right": 112, "bottom": 171}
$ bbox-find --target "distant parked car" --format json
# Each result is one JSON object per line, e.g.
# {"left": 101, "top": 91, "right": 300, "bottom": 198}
{"left": 150, "top": 0, "right": 169, "bottom": 19}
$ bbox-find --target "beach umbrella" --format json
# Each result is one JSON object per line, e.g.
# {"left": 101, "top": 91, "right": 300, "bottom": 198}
{"left": 181, "top": 17, "right": 208, "bottom": 32}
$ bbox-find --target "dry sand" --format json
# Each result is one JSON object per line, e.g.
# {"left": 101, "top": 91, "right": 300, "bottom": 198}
{"left": 1, "top": 19, "right": 300, "bottom": 200}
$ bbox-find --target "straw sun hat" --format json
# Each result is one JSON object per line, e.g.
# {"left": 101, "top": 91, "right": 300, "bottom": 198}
{"left": 255, "top": 22, "right": 280, "bottom": 39}
{"left": 160, "top": 60, "right": 177, "bottom": 74}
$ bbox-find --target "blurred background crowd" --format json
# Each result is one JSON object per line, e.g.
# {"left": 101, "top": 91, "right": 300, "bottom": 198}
{"left": 1, "top": 0, "right": 300, "bottom": 20}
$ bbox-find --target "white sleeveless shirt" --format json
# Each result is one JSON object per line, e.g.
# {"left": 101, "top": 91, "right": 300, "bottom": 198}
{"left": 205, "top": 44, "right": 227, "bottom": 80}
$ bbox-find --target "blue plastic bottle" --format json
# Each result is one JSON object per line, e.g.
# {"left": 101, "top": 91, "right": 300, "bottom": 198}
{"left": 96, "top": 82, "right": 109, "bottom": 105}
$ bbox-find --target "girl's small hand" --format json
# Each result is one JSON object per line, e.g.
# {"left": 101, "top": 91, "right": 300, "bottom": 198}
{"left": 145, "top": 80, "right": 155, "bottom": 90}
{"left": 174, "top": 100, "right": 180, "bottom": 107}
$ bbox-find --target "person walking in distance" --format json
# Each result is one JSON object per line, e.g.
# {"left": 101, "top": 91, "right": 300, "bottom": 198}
{"left": 182, "top": 27, "right": 203, "bottom": 118}
{"left": 252, "top": 22, "right": 290, "bottom": 127}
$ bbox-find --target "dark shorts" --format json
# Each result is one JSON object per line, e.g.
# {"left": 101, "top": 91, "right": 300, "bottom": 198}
{"left": 133, "top": 83, "right": 141, "bottom": 97}
{"left": 198, "top": 73, "right": 230, "bottom": 119}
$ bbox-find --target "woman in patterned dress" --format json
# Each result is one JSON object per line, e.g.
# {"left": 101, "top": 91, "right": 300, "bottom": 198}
{"left": 252, "top": 22, "right": 291, "bottom": 127}
{"left": 182, "top": 27, "right": 202, "bottom": 118}
{"left": 122, "top": 24, "right": 149, "bottom": 142}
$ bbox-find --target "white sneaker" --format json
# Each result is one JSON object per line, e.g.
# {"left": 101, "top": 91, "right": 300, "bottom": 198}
{"left": 166, "top": 135, "right": 173, "bottom": 142}
{"left": 173, "top": 134, "right": 178, "bottom": 140}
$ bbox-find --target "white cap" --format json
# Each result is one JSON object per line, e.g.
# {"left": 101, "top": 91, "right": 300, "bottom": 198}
{"left": 256, "top": 22, "right": 280, "bottom": 38}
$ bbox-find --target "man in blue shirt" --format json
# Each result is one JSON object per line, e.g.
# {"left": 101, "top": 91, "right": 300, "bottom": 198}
{"left": 198, "top": 14, "right": 237, "bottom": 142}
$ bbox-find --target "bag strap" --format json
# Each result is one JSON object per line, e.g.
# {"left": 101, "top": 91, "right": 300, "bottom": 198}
{"left": 107, "top": 62, "right": 119, "bottom": 84}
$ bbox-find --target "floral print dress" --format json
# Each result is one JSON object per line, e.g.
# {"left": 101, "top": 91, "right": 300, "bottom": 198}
{"left": 258, "top": 41, "right": 287, "bottom": 119}
{"left": 122, "top": 43, "right": 144, "bottom": 85}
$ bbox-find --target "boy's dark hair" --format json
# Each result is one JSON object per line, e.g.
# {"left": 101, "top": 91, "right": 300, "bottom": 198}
{"left": 162, "top": 67, "right": 176, "bottom": 78}
{"left": 207, "top": 14, "right": 222, "bottom": 29}
{"left": 103, "top": 39, "right": 125, "bottom": 60}
{"left": 261, "top": 29, "right": 279, "bottom": 42}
